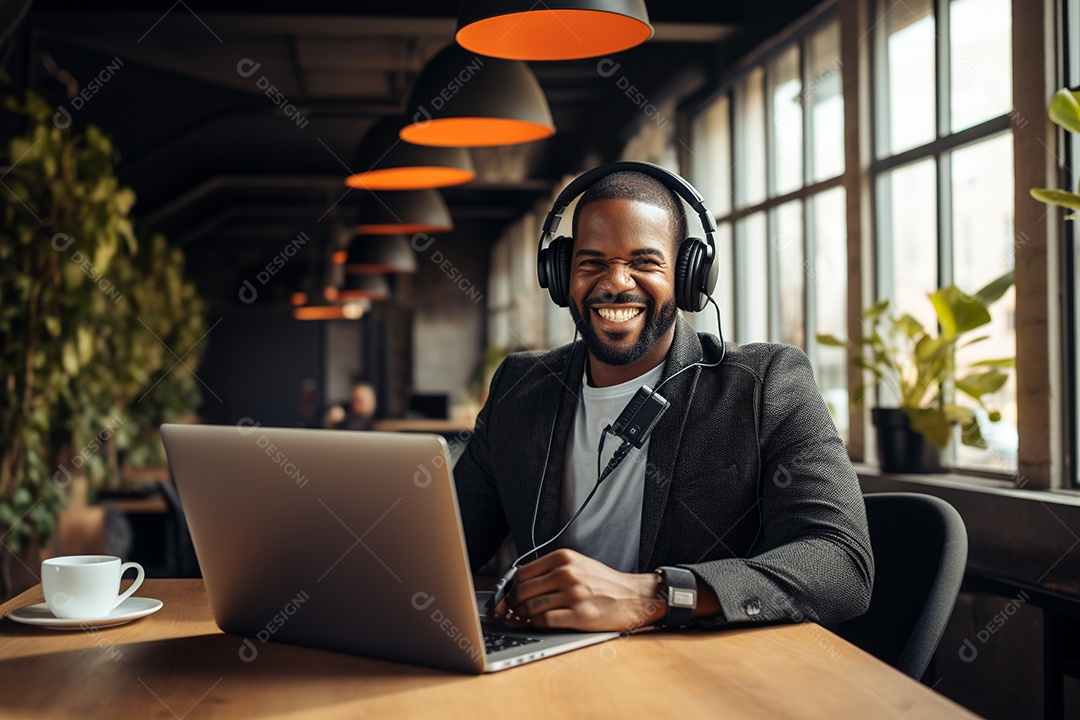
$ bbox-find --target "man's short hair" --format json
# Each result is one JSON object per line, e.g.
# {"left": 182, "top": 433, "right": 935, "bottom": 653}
{"left": 571, "top": 170, "right": 688, "bottom": 253}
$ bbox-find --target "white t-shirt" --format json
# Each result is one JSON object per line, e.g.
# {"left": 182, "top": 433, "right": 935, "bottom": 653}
{"left": 557, "top": 361, "right": 666, "bottom": 573}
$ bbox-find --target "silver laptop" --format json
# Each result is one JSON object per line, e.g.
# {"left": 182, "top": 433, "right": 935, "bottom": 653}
{"left": 160, "top": 423, "right": 618, "bottom": 673}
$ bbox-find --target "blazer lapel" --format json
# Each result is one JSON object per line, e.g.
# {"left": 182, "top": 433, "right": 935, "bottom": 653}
{"left": 638, "top": 317, "right": 704, "bottom": 571}
{"left": 533, "top": 341, "right": 586, "bottom": 552}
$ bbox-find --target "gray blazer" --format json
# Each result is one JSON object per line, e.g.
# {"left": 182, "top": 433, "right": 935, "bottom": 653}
{"left": 455, "top": 317, "right": 874, "bottom": 626}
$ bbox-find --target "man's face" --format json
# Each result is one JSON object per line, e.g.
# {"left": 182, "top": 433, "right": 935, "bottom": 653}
{"left": 568, "top": 198, "right": 678, "bottom": 367}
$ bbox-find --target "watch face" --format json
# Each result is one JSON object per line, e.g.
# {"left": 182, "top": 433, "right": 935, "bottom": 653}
{"left": 670, "top": 588, "right": 696, "bottom": 608}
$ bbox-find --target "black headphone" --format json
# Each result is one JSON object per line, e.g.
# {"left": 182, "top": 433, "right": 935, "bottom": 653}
{"left": 536, "top": 161, "right": 719, "bottom": 313}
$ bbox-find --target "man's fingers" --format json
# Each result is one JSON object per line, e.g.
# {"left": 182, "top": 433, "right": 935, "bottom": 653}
{"left": 512, "top": 548, "right": 581, "bottom": 583}
{"left": 505, "top": 565, "right": 578, "bottom": 610}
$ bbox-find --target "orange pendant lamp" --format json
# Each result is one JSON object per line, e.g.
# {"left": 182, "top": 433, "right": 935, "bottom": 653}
{"left": 346, "top": 117, "right": 476, "bottom": 190}
{"left": 400, "top": 43, "right": 555, "bottom": 147}
{"left": 354, "top": 189, "right": 454, "bottom": 235}
{"left": 456, "top": 0, "right": 653, "bottom": 61}
{"left": 293, "top": 302, "right": 368, "bottom": 321}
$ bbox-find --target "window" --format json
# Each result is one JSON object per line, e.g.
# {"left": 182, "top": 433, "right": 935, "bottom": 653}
{"left": 872, "top": 0, "right": 1016, "bottom": 472}
{"left": 689, "top": 13, "right": 848, "bottom": 440}
{"left": 1067, "top": 0, "right": 1080, "bottom": 485}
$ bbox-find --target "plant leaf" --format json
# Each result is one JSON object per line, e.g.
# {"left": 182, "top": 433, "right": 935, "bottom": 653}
{"left": 863, "top": 298, "right": 889, "bottom": 322}
{"left": 958, "top": 334, "right": 989, "bottom": 349}
{"left": 931, "top": 284, "right": 991, "bottom": 338}
{"left": 895, "top": 314, "right": 926, "bottom": 339}
{"left": 1048, "top": 87, "right": 1080, "bottom": 134}
{"left": 971, "top": 357, "right": 1015, "bottom": 368}
{"left": 974, "top": 270, "right": 1014, "bottom": 306}
{"left": 904, "top": 407, "right": 953, "bottom": 449}
{"left": 1030, "top": 188, "right": 1080, "bottom": 212}
{"left": 816, "top": 333, "right": 848, "bottom": 348}
{"left": 956, "top": 369, "right": 1009, "bottom": 400}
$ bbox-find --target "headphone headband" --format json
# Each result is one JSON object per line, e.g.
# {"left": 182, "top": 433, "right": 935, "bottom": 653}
{"left": 539, "top": 161, "right": 717, "bottom": 247}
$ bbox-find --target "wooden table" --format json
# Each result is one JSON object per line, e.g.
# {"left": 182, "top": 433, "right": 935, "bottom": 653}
{"left": 0, "top": 580, "right": 980, "bottom": 719}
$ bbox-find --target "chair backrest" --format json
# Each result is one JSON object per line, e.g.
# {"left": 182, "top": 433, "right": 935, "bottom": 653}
{"left": 834, "top": 492, "right": 968, "bottom": 680}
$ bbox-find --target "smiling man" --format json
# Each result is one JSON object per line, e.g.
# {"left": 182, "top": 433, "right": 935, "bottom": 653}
{"left": 454, "top": 167, "right": 873, "bottom": 633}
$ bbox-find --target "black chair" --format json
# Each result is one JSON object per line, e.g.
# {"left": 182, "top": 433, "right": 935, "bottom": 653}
{"left": 834, "top": 492, "right": 968, "bottom": 680}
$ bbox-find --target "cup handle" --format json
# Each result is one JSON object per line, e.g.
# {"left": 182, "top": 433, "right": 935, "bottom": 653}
{"left": 113, "top": 561, "right": 145, "bottom": 609}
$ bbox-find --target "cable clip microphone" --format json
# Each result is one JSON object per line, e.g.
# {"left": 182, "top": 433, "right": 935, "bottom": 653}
{"left": 488, "top": 565, "right": 518, "bottom": 612}
{"left": 599, "top": 385, "right": 669, "bottom": 482}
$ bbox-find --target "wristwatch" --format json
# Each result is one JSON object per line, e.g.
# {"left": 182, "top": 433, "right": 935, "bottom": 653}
{"left": 656, "top": 566, "right": 697, "bottom": 628}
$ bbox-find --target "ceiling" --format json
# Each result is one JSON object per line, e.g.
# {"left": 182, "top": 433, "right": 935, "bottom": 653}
{"left": 10, "top": 1, "right": 821, "bottom": 305}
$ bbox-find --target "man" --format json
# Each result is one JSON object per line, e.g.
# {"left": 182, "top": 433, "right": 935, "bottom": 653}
{"left": 454, "top": 168, "right": 873, "bottom": 632}
{"left": 325, "top": 380, "right": 377, "bottom": 431}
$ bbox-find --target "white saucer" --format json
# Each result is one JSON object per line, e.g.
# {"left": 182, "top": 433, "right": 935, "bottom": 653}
{"left": 5, "top": 597, "right": 163, "bottom": 630}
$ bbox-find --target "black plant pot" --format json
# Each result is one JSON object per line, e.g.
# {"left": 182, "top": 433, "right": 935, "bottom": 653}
{"left": 871, "top": 408, "right": 945, "bottom": 473}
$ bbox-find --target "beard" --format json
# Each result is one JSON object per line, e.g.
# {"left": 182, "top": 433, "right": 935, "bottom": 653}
{"left": 569, "top": 292, "right": 678, "bottom": 367}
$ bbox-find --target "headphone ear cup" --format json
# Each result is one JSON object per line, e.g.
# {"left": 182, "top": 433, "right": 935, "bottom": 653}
{"left": 675, "top": 237, "right": 713, "bottom": 312}
{"left": 546, "top": 235, "right": 572, "bottom": 307}
{"left": 674, "top": 238, "right": 698, "bottom": 312}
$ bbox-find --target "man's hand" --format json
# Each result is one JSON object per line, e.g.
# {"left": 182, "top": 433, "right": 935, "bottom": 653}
{"left": 492, "top": 548, "right": 666, "bottom": 632}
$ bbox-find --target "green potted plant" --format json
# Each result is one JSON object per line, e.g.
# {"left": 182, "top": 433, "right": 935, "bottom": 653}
{"left": 817, "top": 271, "right": 1014, "bottom": 473}
{"left": 1030, "top": 87, "right": 1080, "bottom": 219}
{"left": 0, "top": 83, "right": 206, "bottom": 598}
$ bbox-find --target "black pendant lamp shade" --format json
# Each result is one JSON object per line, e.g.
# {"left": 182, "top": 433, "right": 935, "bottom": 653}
{"left": 456, "top": 0, "right": 653, "bottom": 61}
{"left": 355, "top": 189, "right": 453, "bottom": 235}
{"left": 400, "top": 43, "right": 555, "bottom": 147}
{"left": 343, "top": 235, "right": 417, "bottom": 274}
{"left": 346, "top": 117, "right": 476, "bottom": 190}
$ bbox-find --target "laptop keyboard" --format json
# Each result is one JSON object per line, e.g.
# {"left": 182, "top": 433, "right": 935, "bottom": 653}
{"left": 483, "top": 629, "right": 542, "bottom": 655}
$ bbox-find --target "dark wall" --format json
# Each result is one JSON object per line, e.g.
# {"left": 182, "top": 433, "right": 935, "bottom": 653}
{"left": 196, "top": 305, "right": 323, "bottom": 428}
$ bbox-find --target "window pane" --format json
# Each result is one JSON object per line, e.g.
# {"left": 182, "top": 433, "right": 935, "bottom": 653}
{"left": 690, "top": 94, "right": 732, "bottom": 217}
{"left": 877, "top": 158, "right": 938, "bottom": 335}
{"left": 735, "top": 67, "right": 767, "bottom": 208}
{"left": 1071, "top": 0, "right": 1080, "bottom": 85}
{"left": 692, "top": 223, "right": 734, "bottom": 341}
{"left": 807, "top": 19, "right": 845, "bottom": 182}
{"left": 773, "top": 200, "right": 805, "bottom": 347}
{"left": 951, "top": 133, "right": 1016, "bottom": 471}
{"left": 736, "top": 213, "right": 768, "bottom": 342}
{"left": 769, "top": 46, "right": 803, "bottom": 196}
{"left": 880, "top": 0, "right": 936, "bottom": 155}
{"left": 950, "top": 0, "right": 1012, "bottom": 132}
{"left": 812, "top": 187, "right": 848, "bottom": 442}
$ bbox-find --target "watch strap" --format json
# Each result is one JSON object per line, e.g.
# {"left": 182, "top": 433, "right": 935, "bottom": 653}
{"left": 656, "top": 566, "right": 697, "bottom": 629}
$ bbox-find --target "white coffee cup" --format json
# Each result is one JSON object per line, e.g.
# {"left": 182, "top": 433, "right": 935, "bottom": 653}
{"left": 41, "top": 555, "right": 145, "bottom": 620}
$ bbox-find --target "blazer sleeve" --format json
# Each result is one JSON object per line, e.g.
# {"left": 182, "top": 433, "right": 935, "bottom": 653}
{"left": 681, "top": 345, "right": 874, "bottom": 627}
{"left": 454, "top": 360, "right": 510, "bottom": 573}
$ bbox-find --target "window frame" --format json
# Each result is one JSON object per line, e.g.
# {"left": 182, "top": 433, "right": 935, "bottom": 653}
{"left": 869, "top": 0, "right": 1018, "bottom": 476}
{"left": 685, "top": 7, "right": 846, "bottom": 362}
